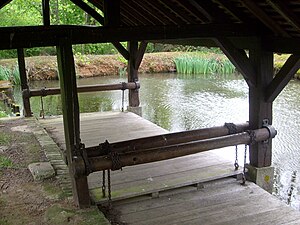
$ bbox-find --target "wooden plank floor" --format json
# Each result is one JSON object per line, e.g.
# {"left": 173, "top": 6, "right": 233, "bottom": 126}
{"left": 114, "top": 178, "right": 300, "bottom": 225}
{"left": 39, "top": 111, "right": 300, "bottom": 224}
{"left": 39, "top": 111, "right": 241, "bottom": 201}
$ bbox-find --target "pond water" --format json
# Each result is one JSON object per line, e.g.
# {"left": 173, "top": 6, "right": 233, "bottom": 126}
{"left": 13, "top": 73, "right": 300, "bottom": 210}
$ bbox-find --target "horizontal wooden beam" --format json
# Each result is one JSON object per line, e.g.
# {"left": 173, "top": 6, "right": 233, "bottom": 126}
{"left": 0, "top": 24, "right": 259, "bottom": 50}
{"left": 86, "top": 122, "right": 250, "bottom": 157}
{"left": 85, "top": 127, "right": 275, "bottom": 173}
{"left": 263, "top": 37, "right": 300, "bottom": 54}
{"left": 265, "top": 54, "right": 300, "bottom": 102}
{"left": 23, "top": 82, "right": 140, "bottom": 97}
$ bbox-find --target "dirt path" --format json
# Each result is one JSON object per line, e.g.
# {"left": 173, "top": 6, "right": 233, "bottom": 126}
{"left": 0, "top": 118, "right": 109, "bottom": 225}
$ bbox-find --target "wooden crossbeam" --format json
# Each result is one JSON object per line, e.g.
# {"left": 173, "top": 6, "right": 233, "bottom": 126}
{"left": 242, "top": 0, "right": 289, "bottom": 37}
{"left": 0, "top": 24, "right": 259, "bottom": 50}
{"left": 265, "top": 54, "right": 300, "bottom": 102}
{"left": 263, "top": 37, "right": 300, "bottom": 54}
{"left": 214, "top": 37, "right": 256, "bottom": 87}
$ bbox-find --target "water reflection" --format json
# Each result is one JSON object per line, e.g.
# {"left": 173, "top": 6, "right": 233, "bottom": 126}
{"left": 15, "top": 73, "right": 300, "bottom": 210}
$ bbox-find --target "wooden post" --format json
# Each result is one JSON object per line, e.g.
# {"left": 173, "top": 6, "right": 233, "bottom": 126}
{"left": 128, "top": 41, "right": 140, "bottom": 108}
{"left": 17, "top": 48, "right": 32, "bottom": 117}
{"left": 42, "top": 0, "right": 50, "bottom": 26}
{"left": 248, "top": 45, "right": 274, "bottom": 168}
{"left": 127, "top": 41, "right": 147, "bottom": 115}
{"left": 57, "top": 38, "right": 90, "bottom": 208}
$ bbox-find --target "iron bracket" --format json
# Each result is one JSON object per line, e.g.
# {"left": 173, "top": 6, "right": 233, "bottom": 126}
{"left": 262, "top": 119, "right": 277, "bottom": 143}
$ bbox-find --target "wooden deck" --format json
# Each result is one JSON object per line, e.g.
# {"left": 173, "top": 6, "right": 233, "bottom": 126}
{"left": 39, "top": 111, "right": 300, "bottom": 224}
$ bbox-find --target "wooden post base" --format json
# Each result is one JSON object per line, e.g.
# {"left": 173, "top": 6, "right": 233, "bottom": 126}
{"left": 246, "top": 164, "right": 274, "bottom": 193}
{"left": 127, "top": 106, "right": 142, "bottom": 116}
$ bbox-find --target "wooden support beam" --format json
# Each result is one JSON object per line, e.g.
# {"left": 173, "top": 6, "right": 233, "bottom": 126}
{"left": 265, "top": 54, "right": 300, "bottom": 102}
{"left": 86, "top": 127, "right": 275, "bottom": 173}
{"left": 57, "top": 38, "right": 90, "bottom": 208}
{"left": 135, "top": 41, "right": 148, "bottom": 70}
{"left": 248, "top": 46, "right": 273, "bottom": 168}
{"left": 70, "top": 0, "right": 104, "bottom": 24}
{"left": 0, "top": 24, "right": 259, "bottom": 50}
{"left": 128, "top": 41, "right": 139, "bottom": 107}
{"left": 242, "top": 0, "right": 289, "bottom": 37}
{"left": 103, "top": 0, "right": 120, "bottom": 26}
{"left": 112, "top": 42, "right": 129, "bottom": 60}
{"left": 17, "top": 48, "right": 32, "bottom": 117}
{"left": 214, "top": 37, "right": 256, "bottom": 87}
{"left": 42, "top": 0, "right": 50, "bottom": 26}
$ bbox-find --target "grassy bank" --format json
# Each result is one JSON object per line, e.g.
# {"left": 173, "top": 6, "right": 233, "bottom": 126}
{"left": 0, "top": 52, "right": 299, "bottom": 81}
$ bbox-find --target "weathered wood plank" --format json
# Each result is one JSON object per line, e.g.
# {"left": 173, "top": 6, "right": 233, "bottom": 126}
{"left": 90, "top": 162, "right": 240, "bottom": 202}
{"left": 114, "top": 179, "right": 300, "bottom": 225}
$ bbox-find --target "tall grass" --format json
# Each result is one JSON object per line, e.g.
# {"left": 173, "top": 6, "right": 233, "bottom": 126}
{"left": 0, "top": 65, "right": 21, "bottom": 85}
{"left": 174, "top": 55, "right": 236, "bottom": 76}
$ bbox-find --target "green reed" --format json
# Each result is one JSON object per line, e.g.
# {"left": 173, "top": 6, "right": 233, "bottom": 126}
{"left": 174, "top": 55, "right": 235, "bottom": 76}
{"left": 0, "top": 65, "right": 21, "bottom": 85}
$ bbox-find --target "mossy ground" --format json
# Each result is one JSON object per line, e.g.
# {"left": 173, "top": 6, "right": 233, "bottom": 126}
{"left": 0, "top": 118, "right": 109, "bottom": 225}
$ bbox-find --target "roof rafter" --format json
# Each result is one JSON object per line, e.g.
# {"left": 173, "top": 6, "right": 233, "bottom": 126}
{"left": 187, "top": 0, "right": 231, "bottom": 23}
{"left": 266, "top": 0, "right": 300, "bottom": 33}
{"left": 241, "top": 0, "right": 289, "bottom": 37}
{"left": 215, "top": 0, "right": 252, "bottom": 23}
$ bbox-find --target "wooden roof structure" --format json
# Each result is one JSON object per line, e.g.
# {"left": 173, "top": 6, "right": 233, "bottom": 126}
{"left": 1, "top": 0, "right": 300, "bottom": 53}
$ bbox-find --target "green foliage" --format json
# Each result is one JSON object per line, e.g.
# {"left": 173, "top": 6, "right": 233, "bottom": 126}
{"left": 0, "top": 0, "right": 42, "bottom": 26}
{"left": 0, "top": 111, "right": 8, "bottom": 118}
{"left": 0, "top": 156, "right": 13, "bottom": 168}
{"left": 0, "top": 66, "right": 11, "bottom": 81}
{"left": 0, "top": 66, "right": 21, "bottom": 85}
{"left": 174, "top": 54, "right": 235, "bottom": 76}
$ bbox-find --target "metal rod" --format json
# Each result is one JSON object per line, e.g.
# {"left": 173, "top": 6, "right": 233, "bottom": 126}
{"left": 23, "top": 82, "right": 140, "bottom": 98}
{"left": 85, "top": 127, "right": 275, "bottom": 173}
{"left": 86, "top": 122, "right": 249, "bottom": 157}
